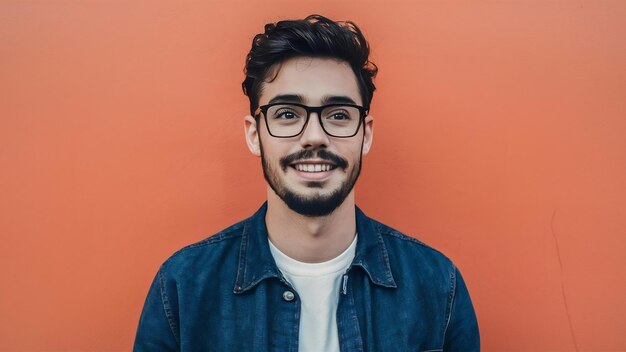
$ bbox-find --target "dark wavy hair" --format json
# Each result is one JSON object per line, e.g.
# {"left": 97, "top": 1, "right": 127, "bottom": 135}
{"left": 242, "top": 14, "right": 378, "bottom": 116}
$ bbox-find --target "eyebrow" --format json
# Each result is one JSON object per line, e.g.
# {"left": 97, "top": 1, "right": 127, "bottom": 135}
{"left": 267, "top": 94, "right": 359, "bottom": 106}
{"left": 321, "top": 95, "right": 358, "bottom": 105}
{"left": 268, "top": 94, "right": 305, "bottom": 104}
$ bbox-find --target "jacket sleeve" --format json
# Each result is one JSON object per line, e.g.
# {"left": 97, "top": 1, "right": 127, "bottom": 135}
{"left": 443, "top": 267, "right": 480, "bottom": 351}
{"left": 134, "top": 266, "right": 179, "bottom": 351}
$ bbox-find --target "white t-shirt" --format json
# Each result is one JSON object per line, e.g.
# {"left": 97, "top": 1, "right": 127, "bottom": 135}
{"left": 269, "top": 235, "right": 358, "bottom": 352}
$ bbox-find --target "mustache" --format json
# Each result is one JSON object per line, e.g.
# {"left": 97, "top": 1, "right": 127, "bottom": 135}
{"left": 280, "top": 149, "right": 348, "bottom": 171}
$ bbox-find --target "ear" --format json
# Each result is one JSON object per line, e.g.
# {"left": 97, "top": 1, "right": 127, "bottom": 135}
{"left": 361, "top": 114, "right": 374, "bottom": 156}
{"left": 244, "top": 115, "right": 261, "bottom": 157}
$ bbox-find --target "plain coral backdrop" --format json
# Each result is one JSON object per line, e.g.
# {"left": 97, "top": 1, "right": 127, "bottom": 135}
{"left": 1, "top": 1, "right": 625, "bottom": 351}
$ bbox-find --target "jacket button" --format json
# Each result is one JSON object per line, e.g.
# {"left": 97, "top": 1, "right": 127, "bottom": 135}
{"left": 282, "top": 290, "right": 295, "bottom": 301}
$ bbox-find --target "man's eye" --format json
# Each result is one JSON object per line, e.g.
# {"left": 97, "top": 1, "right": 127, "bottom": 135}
{"left": 275, "top": 110, "right": 299, "bottom": 119}
{"left": 326, "top": 112, "right": 350, "bottom": 120}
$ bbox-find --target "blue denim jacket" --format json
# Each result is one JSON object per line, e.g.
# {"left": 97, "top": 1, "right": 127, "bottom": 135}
{"left": 134, "top": 203, "right": 479, "bottom": 351}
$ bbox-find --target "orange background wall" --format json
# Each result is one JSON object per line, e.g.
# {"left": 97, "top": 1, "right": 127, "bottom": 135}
{"left": 1, "top": 1, "right": 625, "bottom": 351}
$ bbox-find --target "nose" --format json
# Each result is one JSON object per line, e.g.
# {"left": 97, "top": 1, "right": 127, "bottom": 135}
{"left": 299, "top": 112, "right": 330, "bottom": 149}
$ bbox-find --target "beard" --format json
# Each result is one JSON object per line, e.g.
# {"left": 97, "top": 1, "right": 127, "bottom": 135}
{"left": 260, "top": 141, "right": 363, "bottom": 217}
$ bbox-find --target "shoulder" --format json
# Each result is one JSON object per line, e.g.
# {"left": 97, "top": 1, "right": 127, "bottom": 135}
{"left": 368, "top": 217, "right": 456, "bottom": 272}
{"left": 158, "top": 218, "right": 247, "bottom": 276}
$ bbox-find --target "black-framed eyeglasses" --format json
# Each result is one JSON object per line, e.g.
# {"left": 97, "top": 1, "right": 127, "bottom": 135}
{"left": 256, "top": 102, "right": 368, "bottom": 138}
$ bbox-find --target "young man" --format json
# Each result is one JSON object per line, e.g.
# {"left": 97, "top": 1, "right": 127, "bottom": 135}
{"left": 134, "top": 15, "right": 479, "bottom": 351}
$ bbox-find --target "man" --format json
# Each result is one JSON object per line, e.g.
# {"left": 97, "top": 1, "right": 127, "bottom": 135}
{"left": 134, "top": 15, "right": 479, "bottom": 351}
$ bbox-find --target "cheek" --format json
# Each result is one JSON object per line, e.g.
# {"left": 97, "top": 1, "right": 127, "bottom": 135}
{"left": 337, "top": 142, "right": 363, "bottom": 162}
{"left": 259, "top": 138, "right": 294, "bottom": 164}
{"left": 259, "top": 131, "right": 280, "bottom": 156}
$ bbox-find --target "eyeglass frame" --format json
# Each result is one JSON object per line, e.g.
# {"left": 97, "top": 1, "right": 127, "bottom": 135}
{"left": 255, "top": 102, "right": 369, "bottom": 138}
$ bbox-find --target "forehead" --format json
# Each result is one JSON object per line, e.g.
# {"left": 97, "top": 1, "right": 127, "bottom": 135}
{"left": 258, "top": 56, "right": 362, "bottom": 106}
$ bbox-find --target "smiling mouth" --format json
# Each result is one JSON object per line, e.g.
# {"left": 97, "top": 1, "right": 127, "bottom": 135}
{"left": 290, "top": 163, "right": 337, "bottom": 173}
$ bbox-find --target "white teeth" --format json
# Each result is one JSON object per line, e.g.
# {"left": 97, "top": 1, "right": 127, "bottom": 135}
{"left": 294, "top": 164, "right": 333, "bottom": 172}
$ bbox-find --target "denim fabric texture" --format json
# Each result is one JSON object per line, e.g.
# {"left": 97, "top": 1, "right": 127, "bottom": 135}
{"left": 134, "top": 203, "right": 480, "bottom": 351}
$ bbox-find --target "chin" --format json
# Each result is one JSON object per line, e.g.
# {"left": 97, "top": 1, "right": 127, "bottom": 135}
{"left": 275, "top": 183, "right": 349, "bottom": 217}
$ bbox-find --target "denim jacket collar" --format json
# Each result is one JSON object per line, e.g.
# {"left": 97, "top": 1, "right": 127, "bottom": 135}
{"left": 233, "top": 203, "right": 397, "bottom": 294}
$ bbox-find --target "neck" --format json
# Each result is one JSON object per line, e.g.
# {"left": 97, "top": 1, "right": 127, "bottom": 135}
{"left": 265, "top": 187, "right": 357, "bottom": 263}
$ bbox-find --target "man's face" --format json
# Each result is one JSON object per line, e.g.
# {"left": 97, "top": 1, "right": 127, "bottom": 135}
{"left": 245, "top": 56, "right": 373, "bottom": 216}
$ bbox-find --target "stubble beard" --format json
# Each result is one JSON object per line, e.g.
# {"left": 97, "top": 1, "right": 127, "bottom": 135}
{"left": 259, "top": 140, "right": 362, "bottom": 217}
